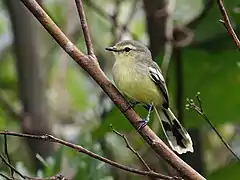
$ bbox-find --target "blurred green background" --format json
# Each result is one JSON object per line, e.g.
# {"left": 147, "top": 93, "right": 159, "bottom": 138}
{"left": 0, "top": 0, "right": 240, "bottom": 179}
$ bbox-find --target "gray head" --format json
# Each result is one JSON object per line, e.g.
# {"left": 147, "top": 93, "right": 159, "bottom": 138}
{"left": 105, "top": 40, "right": 152, "bottom": 61}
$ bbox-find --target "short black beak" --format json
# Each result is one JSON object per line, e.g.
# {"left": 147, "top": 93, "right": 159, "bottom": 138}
{"left": 105, "top": 46, "right": 118, "bottom": 52}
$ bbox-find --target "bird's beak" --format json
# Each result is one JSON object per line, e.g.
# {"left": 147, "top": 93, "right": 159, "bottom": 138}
{"left": 105, "top": 46, "right": 118, "bottom": 52}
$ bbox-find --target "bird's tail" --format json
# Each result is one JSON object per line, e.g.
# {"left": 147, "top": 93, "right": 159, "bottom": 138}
{"left": 154, "top": 107, "right": 193, "bottom": 154}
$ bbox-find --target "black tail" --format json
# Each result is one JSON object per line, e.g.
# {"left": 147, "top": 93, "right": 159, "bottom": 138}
{"left": 154, "top": 107, "right": 193, "bottom": 154}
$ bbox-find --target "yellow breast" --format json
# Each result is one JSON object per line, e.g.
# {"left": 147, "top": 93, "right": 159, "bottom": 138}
{"left": 112, "top": 60, "right": 163, "bottom": 106}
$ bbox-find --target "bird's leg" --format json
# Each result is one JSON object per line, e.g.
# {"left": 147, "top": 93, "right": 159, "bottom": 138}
{"left": 137, "top": 104, "right": 153, "bottom": 131}
{"left": 123, "top": 101, "right": 140, "bottom": 113}
{"left": 143, "top": 104, "right": 154, "bottom": 112}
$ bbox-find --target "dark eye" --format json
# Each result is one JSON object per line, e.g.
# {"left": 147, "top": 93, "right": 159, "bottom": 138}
{"left": 124, "top": 47, "right": 131, "bottom": 52}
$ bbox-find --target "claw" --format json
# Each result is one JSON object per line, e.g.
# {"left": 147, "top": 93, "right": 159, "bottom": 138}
{"left": 137, "top": 104, "right": 153, "bottom": 131}
{"left": 137, "top": 119, "right": 149, "bottom": 131}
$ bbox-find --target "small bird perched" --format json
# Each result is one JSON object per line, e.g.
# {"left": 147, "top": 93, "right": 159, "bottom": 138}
{"left": 106, "top": 40, "right": 193, "bottom": 154}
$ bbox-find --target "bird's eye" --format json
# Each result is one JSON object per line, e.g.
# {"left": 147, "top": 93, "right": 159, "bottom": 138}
{"left": 124, "top": 47, "right": 131, "bottom": 52}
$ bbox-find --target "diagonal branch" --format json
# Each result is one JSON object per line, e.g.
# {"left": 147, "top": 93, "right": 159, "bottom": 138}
{"left": 0, "top": 173, "right": 14, "bottom": 180}
{"left": 19, "top": 0, "right": 205, "bottom": 179}
{"left": 117, "top": 0, "right": 139, "bottom": 41}
{"left": 0, "top": 153, "right": 67, "bottom": 180}
{"left": 1, "top": 134, "right": 68, "bottom": 179}
{"left": 75, "top": 0, "right": 94, "bottom": 55}
{"left": 217, "top": 0, "right": 240, "bottom": 49}
{"left": 4, "top": 134, "right": 14, "bottom": 177}
{"left": 111, "top": 125, "right": 152, "bottom": 172}
{"left": 0, "top": 154, "right": 25, "bottom": 179}
{"left": 85, "top": 0, "right": 138, "bottom": 39}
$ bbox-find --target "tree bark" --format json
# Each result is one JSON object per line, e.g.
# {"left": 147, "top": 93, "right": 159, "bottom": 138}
{"left": 4, "top": 0, "right": 54, "bottom": 170}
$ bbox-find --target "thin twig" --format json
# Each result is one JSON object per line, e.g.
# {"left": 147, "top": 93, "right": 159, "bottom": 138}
{"left": 75, "top": 0, "right": 94, "bottom": 55}
{"left": 186, "top": 93, "right": 240, "bottom": 162}
{"left": 110, "top": 0, "right": 121, "bottom": 43}
{"left": 19, "top": 1, "right": 205, "bottom": 179}
{"left": 0, "top": 173, "right": 13, "bottom": 180}
{"left": 0, "top": 152, "right": 68, "bottom": 180}
{"left": 117, "top": 0, "right": 139, "bottom": 40}
{"left": 111, "top": 0, "right": 139, "bottom": 42}
{"left": 111, "top": 125, "right": 152, "bottom": 172}
{"left": 0, "top": 154, "right": 25, "bottom": 179}
{"left": 4, "top": 134, "right": 14, "bottom": 177}
{"left": 0, "top": 131, "right": 177, "bottom": 180}
{"left": 25, "top": 174, "right": 68, "bottom": 180}
{"left": 217, "top": 0, "right": 240, "bottom": 49}
{"left": 85, "top": 0, "right": 138, "bottom": 39}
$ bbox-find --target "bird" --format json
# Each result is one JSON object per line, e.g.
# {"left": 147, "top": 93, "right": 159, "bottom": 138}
{"left": 105, "top": 40, "right": 193, "bottom": 154}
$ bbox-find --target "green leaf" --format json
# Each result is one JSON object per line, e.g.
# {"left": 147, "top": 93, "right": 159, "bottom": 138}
{"left": 207, "top": 162, "right": 240, "bottom": 180}
{"left": 52, "top": 147, "right": 63, "bottom": 174}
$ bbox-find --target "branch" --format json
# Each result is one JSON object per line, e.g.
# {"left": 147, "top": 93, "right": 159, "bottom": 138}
{"left": 75, "top": 0, "right": 94, "bottom": 55}
{"left": 1, "top": 133, "right": 67, "bottom": 180}
{"left": 117, "top": 0, "right": 139, "bottom": 40}
{"left": 4, "top": 134, "right": 14, "bottom": 177}
{"left": 217, "top": 0, "right": 240, "bottom": 49}
{"left": 186, "top": 93, "right": 240, "bottom": 162}
{"left": 85, "top": 0, "right": 138, "bottom": 39}
{"left": 0, "top": 173, "right": 13, "bottom": 180}
{"left": 110, "top": 0, "right": 121, "bottom": 43}
{"left": 0, "top": 154, "right": 25, "bottom": 179}
{"left": 111, "top": 125, "right": 152, "bottom": 172}
{"left": 18, "top": 0, "right": 205, "bottom": 179}
{"left": 0, "top": 154, "right": 66, "bottom": 179}
{"left": 0, "top": 131, "right": 174, "bottom": 180}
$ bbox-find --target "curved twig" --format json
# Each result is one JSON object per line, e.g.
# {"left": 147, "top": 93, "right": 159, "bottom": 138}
{"left": 111, "top": 125, "right": 152, "bottom": 172}
{"left": 217, "top": 0, "right": 240, "bottom": 49}
{"left": 0, "top": 131, "right": 175, "bottom": 180}
{"left": 0, "top": 154, "right": 25, "bottom": 179}
{"left": 4, "top": 134, "right": 14, "bottom": 177}
{"left": 75, "top": 0, "right": 94, "bottom": 55}
{"left": 0, "top": 173, "right": 13, "bottom": 180}
{"left": 0, "top": 152, "right": 67, "bottom": 180}
{"left": 186, "top": 93, "right": 240, "bottom": 162}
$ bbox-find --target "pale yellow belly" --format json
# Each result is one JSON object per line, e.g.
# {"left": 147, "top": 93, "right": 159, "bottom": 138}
{"left": 113, "top": 64, "right": 163, "bottom": 106}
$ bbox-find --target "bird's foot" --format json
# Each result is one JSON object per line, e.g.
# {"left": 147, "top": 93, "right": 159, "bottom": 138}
{"left": 137, "top": 104, "right": 152, "bottom": 131}
{"left": 137, "top": 118, "right": 149, "bottom": 131}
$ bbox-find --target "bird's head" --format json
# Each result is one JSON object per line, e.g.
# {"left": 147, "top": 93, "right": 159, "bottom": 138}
{"left": 105, "top": 40, "right": 151, "bottom": 61}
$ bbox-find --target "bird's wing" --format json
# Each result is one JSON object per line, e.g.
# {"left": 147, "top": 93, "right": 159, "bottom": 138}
{"left": 148, "top": 62, "right": 169, "bottom": 108}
